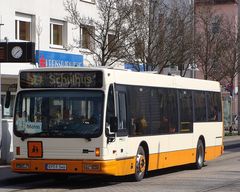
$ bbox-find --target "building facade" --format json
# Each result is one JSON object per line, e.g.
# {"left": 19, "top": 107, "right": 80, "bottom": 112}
{"left": 195, "top": 0, "right": 238, "bottom": 121}
{"left": 0, "top": 0, "right": 98, "bottom": 163}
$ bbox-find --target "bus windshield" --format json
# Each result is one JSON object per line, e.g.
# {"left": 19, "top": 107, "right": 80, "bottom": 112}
{"left": 14, "top": 90, "right": 104, "bottom": 139}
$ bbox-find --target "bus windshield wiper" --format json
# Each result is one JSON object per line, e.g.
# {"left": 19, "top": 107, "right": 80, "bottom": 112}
{"left": 21, "top": 131, "right": 49, "bottom": 141}
{"left": 21, "top": 134, "right": 30, "bottom": 141}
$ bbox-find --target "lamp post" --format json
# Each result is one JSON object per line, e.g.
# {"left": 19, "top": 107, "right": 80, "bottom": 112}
{"left": 0, "top": 16, "right": 4, "bottom": 41}
{"left": 191, "top": 0, "right": 196, "bottom": 78}
{"left": 0, "top": 16, "right": 3, "bottom": 160}
{"left": 237, "top": 0, "right": 240, "bottom": 135}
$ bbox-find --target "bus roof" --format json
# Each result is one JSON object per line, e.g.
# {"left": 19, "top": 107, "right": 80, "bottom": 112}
{"left": 19, "top": 67, "right": 221, "bottom": 92}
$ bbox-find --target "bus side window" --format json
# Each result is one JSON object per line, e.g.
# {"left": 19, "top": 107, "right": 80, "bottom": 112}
{"left": 106, "top": 85, "right": 115, "bottom": 124}
{"left": 179, "top": 90, "right": 193, "bottom": 133}
{"left": 194, "top": 91, "right": 207, "bottom": 122}
{"left": 207, "top": 92, "right": 222, "bottom": 122}
{"left": 118, "top": 92, "right": 127, "bottom": 129}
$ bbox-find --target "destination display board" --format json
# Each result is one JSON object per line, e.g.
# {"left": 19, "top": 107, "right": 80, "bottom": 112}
{"left": 20, "top": 71, "right": 103, "bottom": 88}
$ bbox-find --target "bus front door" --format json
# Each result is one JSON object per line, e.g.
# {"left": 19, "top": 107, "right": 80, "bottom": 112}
{"left": 115, "top": 85, "right": 128, "bottom": 159}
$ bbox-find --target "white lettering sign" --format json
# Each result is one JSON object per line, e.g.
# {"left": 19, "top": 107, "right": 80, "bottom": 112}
{"left": 24, "top": 122, "right": 42, "bottom": 134}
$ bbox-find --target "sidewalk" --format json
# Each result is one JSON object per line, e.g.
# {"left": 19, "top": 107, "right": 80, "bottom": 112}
{"left": 223, "top": 135, "right": 240, "bottom": 142}
{"left": 224, "top": 135, "right": 240, "bottom": 142}
{"left": 224, "top": 135, "right": 240, "bottom": 150}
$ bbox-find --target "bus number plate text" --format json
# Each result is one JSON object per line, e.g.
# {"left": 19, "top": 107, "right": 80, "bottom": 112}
{"left": 45, "top": 164, "right": 67, "bottom": 170}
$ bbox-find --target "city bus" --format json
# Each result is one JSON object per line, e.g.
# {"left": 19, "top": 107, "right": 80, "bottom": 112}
{"left": 9, "top": 67, "right": 223, "bottom": 181}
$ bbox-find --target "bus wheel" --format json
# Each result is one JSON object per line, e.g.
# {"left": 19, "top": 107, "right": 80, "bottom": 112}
{"left": 134, "top": 146, "right": 146, "bottom": 181}
{"left": 195, "top": 139, "right": 205, "bottom": 169}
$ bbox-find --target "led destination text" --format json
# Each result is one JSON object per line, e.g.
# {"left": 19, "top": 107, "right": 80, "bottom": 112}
{"left": 49, "top": 74, "right": 92, "bottom": 87}
{"left": 20, "top": 71, "right": 103, "bottom": 88}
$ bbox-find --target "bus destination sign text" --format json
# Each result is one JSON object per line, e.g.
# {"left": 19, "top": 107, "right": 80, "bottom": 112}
{"left": 20, "top": 71, "right": 103, "bottom": 88}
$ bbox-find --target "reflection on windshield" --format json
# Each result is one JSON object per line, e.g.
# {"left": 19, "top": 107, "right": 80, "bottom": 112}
{"left": 15, "top": 91, "right": 103, "bottom": 138}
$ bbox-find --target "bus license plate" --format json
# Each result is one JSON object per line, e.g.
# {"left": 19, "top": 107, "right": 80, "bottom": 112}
{"left": 45, "top": 164, "right": 67, "bottom": 170}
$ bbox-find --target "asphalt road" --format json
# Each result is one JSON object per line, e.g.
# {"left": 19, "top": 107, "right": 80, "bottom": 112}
{"left": 0, "top": 136, "right": 239, "bottom": 192}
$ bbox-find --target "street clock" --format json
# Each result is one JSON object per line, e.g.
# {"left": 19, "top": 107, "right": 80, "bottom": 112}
{"left": 0, "top": 42, "right": 35, "bottom": 63}
{"left": 11, "top": 46, "right": 23, "bottom": 59}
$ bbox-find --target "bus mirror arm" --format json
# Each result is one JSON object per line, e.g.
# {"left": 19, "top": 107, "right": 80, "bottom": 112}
{"left": 105, "top": 117, "right": 118, "bottom": 144}
{"left": 5, "top": 90, "right": 11, "bottom": 108}
{"left": 106, "top": 127, "right": 115, "bottom": 144}
{"left": 5, "top": 84, "right": 16, "bottom": 108}
{"left": 110, "top": 117, "right": 118, "bottom": 132}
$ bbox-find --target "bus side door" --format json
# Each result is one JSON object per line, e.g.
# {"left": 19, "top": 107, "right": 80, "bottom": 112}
{"left": 115, "top": 85, "right": 128, "bottom": 158}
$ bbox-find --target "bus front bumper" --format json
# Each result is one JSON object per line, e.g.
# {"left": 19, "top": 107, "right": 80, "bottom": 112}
{"left": 11, "top": 158, "right": 135, "bottom": 176}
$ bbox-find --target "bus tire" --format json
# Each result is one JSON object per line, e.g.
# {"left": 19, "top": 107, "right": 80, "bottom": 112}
{"left": 194, "top": 139, "right": 205, "bottom": 169}
{"left": 134, "top": 145, "right": 146, "bottom": 181}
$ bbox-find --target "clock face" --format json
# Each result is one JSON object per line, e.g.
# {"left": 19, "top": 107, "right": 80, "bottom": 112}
{"left": 11, "top": 46, "right": 23, "bottom": 59}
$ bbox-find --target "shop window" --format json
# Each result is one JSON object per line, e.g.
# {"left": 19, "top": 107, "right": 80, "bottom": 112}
{"left": 15, "top": 13, "right": 32, "bottom": 41}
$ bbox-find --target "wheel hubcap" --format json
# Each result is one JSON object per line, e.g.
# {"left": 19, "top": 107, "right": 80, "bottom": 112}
{"left": 136, "top": 154, "right": 146, "bottom": 174}
{"left": 198, "top": 145, "right": 203, "bottom": 165}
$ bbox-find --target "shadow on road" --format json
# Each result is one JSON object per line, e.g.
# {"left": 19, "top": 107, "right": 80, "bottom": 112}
{"left": 0, "top": 164, "right": 202, "bottom": 190}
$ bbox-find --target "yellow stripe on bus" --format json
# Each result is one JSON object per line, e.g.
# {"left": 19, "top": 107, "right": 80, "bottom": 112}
{"left": 11, "top": 145, "right": 223, "bottom": 176}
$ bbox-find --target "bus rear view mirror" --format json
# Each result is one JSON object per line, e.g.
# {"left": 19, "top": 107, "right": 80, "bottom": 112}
{"left": 5, "top": 90, "right": 11, "bottom": 108}
{"left": 110, "top": 117, "right": 118, "bottom": 132}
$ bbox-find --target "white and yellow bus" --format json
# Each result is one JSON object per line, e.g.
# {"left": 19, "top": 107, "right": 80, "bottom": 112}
{"left": 10, "top": 67, "right": 223, "bottom": 181}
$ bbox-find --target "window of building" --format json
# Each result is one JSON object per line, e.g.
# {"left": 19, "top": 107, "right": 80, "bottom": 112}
{"left": 50, "top": 19, "right": 66, "bottom": 47}
{"left": 81, "top": 25, "right": 94, "bottom": 50}
{"left": 15, "top": 13, "right": 32, "bottom": 41}
{"left": 211, "top": 16, "right": 221, "bottom": 34}
{"left": 108, "top": 33, "right": 119, "bottom": 55}
{"left": 135, "top": 38, "right": 145, "bottom": 60}
{"left": 134, "top": 0, "right": 144, "bottom": 20}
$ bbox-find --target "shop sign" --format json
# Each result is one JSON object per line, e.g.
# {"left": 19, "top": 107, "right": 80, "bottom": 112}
{"left": 124, "top": 63, "right": 145, "bottom": 72}
{"left": 36, "top": 50, "right": 83, "bottom": 68}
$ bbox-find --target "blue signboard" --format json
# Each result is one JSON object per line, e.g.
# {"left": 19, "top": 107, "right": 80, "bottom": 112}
{"left": 36, "top": 50, "right": 83, "bottom": 68}
{"left": 124, "top": 63, "right": 145, "bottom": 72}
